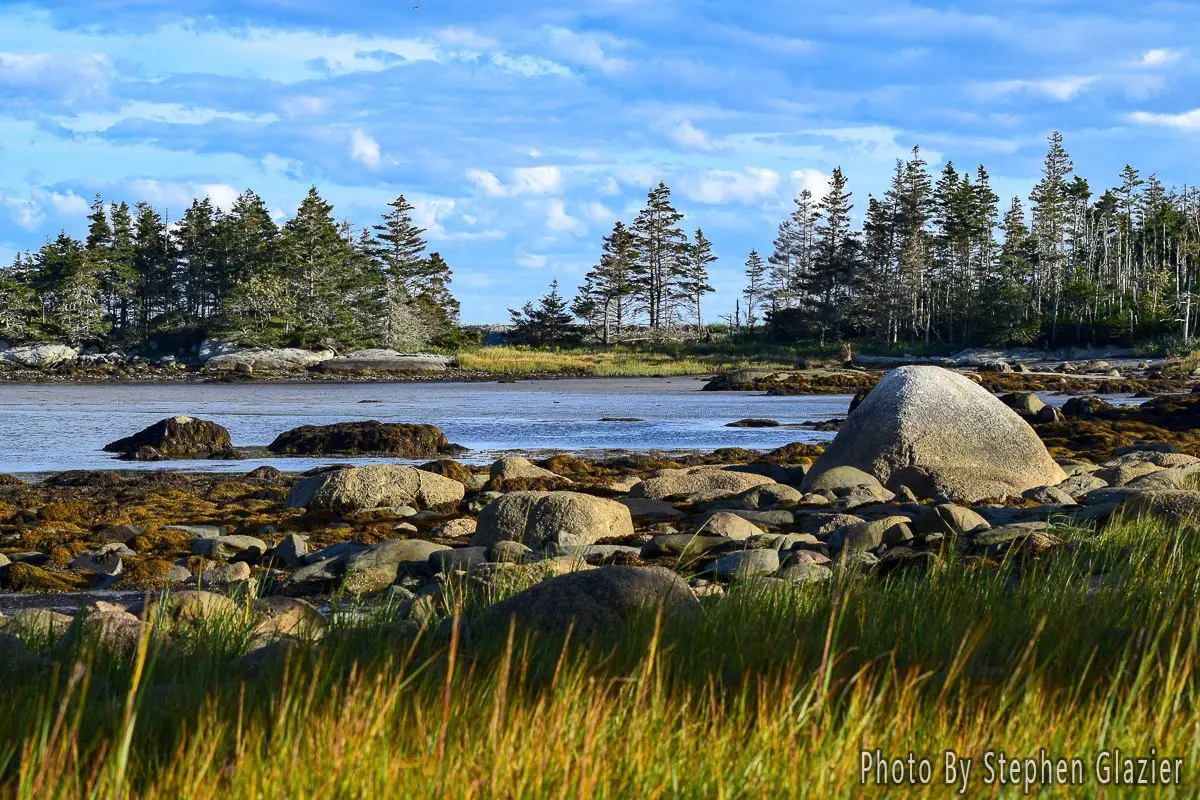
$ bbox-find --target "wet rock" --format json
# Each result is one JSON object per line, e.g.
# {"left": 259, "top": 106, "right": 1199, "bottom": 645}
{"left": 471, "top": 491, "right": 634, "bottom": 550}
{"left": 103, "top": 416, "right": 237, "bottom": 460}
{"left": 1061, "top": 396, "right": 1115, "bottom": 418}
{"left": 68, "top": 548, "right": 124, "bottom": 576}
{"left": 725, "top": 418, "right": 781, "bottom": 427}
{"left": 269, "top": 421, "right": 456, "bottom": 457}
{"left": 287, "top": 464, "right": 465, "bottom": 513}
{"left": 480, "top": 566, "right": 700, "bottom": 640}
{"left": 190, "top": 535, "right": 268, "bottom": 562}
{"left": 269, "top": 534, "right": 308, "bottom": 568}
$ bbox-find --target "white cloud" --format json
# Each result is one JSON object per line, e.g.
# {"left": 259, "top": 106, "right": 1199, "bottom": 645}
{"left": 668, "top": 119, "right": 714, "bottom": 151}
{"left": 518, "top": 253, "right": 548, "bottom": 269}
{"left": 1138, "top": 48, "right": 1181, "bottom": 67}
{"left": 54, "top": 101, "right": 279, "bottom": 132}
{"left": 279, "top": 95, "right": 330, "bottom": 117}
{"left": 0, "top": 51, "right": 113, "bottom": 106}
{"left": 1, "top": 194, "right": 44, "bottom": 230}
{"left": 681, "top": 168, "right": 781, "bottom": 205}
{"left": 585, "top": 202, "right": 615, "bottom": 225}
{"left": 598, "top": 177, "right": 622, "bottom": 196}
{"left": 789, "top": 169, "right": 830, "bottom": 200}
{"left": 973, "top": 76, "right": 1099, "bottom": 101}
{"left": 124, "top": 180, "right": 240, "bottom": 213}
{"left": 545, "top": 199, "right": 586, "bottom": 235}
{"left": 349, "top": 129, "right": 382, "bottom": 168}
{"left": 1128, "top": 108, "right": 1200, "bottom": 130}
{"left": 544, "top": 27, "right": 631, "bottom": 76}
{"left": 485, "top": 53, "right": 573, "bottom": 78}
{"left": 467, "top": 166, "right": 563, "bottom": 197}
{"left": 41, "top": 189, "right": 89, "bottom": 215}
{"left": 436, "top": 27, "right": 500, "bottom": 51}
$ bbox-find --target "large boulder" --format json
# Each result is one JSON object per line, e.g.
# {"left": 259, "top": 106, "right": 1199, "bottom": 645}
{"left": 268, "top": 421, "right": 456, "bottom": 457}
{"left": 470, "top": 491, "right": 634, "bottom": 549}
{"left": 103, "top": 416, "right": 237, "bottom": 461}
{"left": 802, "top": 366, "right": 1066, "bottom": 502}
{"left": 0, "top": 344, "right": 78, "bottom": 368}
{"left": 317, "top": 350, "right": 451, "bottom": 374}
{"left": 1125, "top": 491, "right": 1200, "bottom": 527}
{"left": 286, "top": 464, "right": 465, "bottom": 513}
{"left": 342, "top": 539, "right": 450, "bottom": 595}
{"left": 205, "top": 347, "right": 334, "bottom": 373}
{"left": 479, "top": 566, "right": 700, "bottom": 639}
{"left": 630, "top": 467, "right": 776, "bottom": 501}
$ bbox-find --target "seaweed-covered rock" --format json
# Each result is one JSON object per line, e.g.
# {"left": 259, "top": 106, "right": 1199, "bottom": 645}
{"left": 268, "top": 421, "right": 456, "bottom": 457}
{"left": 103, "top": 416, "right": 237, "bottom": 461}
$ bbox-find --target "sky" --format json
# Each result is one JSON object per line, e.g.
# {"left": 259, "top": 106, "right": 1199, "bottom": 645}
{"left": 1, "top": 1, "right": 1199, "bottom": 323}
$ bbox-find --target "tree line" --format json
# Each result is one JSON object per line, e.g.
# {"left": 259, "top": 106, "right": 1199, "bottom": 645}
{"left": 0, "top": 188, "right": 462, "bottom": 351}
{"left": 512, "top": 131, "right": 1197, "bottom": 350}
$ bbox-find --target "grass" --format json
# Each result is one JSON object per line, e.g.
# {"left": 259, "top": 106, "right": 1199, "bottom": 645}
{"left": 4, "top": 512, "right": 1200, "bottom": 797}
{"left": 454, "top": 345, "right": 794, "bottom": 377}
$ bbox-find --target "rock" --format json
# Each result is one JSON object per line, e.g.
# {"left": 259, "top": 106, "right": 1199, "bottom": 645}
{"left": 489, "top": 541, "right": 533, "bottom": 563}
{"left": 0, "top": 344, "right": 78, "bottom": 368}
{"left": 779, "top": 563, "right": 834, "bottom": 584}
{"left": 191, "top": 561, "right": 252, "bottom": 587}
{"left": 802, "top": 366, "right": 1066, "bottom": 502}
{"left": 1126, "top": 469, "right": 1191, "bottom": 491}
{"left": 430, "top": 546, "right": 489, "bottom": 573}
{"left": 913, "top": 504, "right": 990, "bottom": 535}
{"left": 132, "top": 590, "right": 238, "bottom": 625}
{"left": 6, "top": 608, "right": 74, "bottom": 636}
{"left": 695, "top": 512, "right": 761, "bottom": 540}
{"left": 619, "top": 497, "right": 685, "bottom": 522}
{"left": 1022, "top": 485, "right": 1077, "bottom": 505}
{"left": 1061, "top": 396, "right": 1115, "bottom": 418}
{"left": 317, "top": 350, "right": 451, "bottom": 373}
{"left": 268, "top": 421, "right": 456, "bottom": 457}
{"left": 711, "top": 549, "right": 780, "bottom": 580}
{"left": 247, "top": 465, "right": 284, "bottom": 480}
{"left": 97, "top": 524, "right": 144, "bottom": 543}
{"left": 190, "top": 535, "right": 268, "bottom": 562}
{"left": 641, "top": 534, "right": 730, "bottom": 559}
{"left": 489, "top": 457, "right": 570, "bottom": 484}
{"left": 437, "top": 518, "right": 478, "bottom": 538}
{"left": 1125, "top": 491, "right": 1200, "bottom": 527}
{"left": 69, "top": 549, "right": 124, "bottom": 576}
{"left": 252, "top": 597, "right": 325, "bottom": 640}
{"left": 470, "top": 491, "right": 635, "bottom": 550}
{"left": 103, "top": 416, "right": 237, "bottom": 460}
{"left": 630, "top": 467, "right": 776, "bottom": 501}
{"left": 827, "top": 516, "right": 912, "bottom": 552}
{"left": 725, "top": 419, "right": 781, "bottom": 428}
{"left": 205, "top": 347, "right": 335, "bottom": 373}
{"left": 795, "top": 513, "right": 866, "bottom": 537}
{"left": 270, "top": 534, "right": 308, "bottom": 568}
{"left": 1055, "top": 473, "right": 1108, "bottom": 498}
{"left": 342, "top": 539, "right": 451, "bottom": 596}
{"left": 480, "top": 566, "right": 700, "bottom": 640}
{"left": 1002, "top": 392, "right": 1046, "bottom": 415}
{"left": 1095, "top": 461, "right": 1163, "bottom": 487}
{"left": 1035, "top": 405, "right": 1064, "bottom": 424}
{"left": 286, "top": 464, "right": 465, "bottom": 513}
{"left": 277, "top": 558, "right": 343, "bottom": 596}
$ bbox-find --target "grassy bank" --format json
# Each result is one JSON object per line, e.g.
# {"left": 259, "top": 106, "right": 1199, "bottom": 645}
{"left": 4, "top": 512, "right": 1200, "bottom": 797}
{"left": 454, "top": 345, "right": 794, "bottom": 377}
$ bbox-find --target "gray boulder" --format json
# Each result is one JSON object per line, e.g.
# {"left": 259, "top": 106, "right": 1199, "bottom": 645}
{"left": 711, "top": 549, "right": 780, "bottom": 580}
{"left": 802, "top": 366, "right": 1066, "bottom": 502}
{"left": 318, "top": 350, "right": 451, "bottom": 373}
{"left": 286, "top": 464, "right": 465, "bottom": 513}
{"left": 630, "top": 468, "right": 776, "bottom": 501}
{"left": 489, "top": 457, "right": 569, "bottom": 484}
{"left": 342, "top": 539, "right": 450, "bottom": 595}
{"left": 205, "top": 347, "right": 334, "bottom": 373}
{"left": 0, "top": 344, "right": 78, "bottom": 368}
{"left": 694, "top": 511, "right": 761, "bottom": 540}
{"left": 470, "top": 491, "right": 634, "bottom": 549}
{"left": 479, "top": 566, "right": 700, "bottom": 640}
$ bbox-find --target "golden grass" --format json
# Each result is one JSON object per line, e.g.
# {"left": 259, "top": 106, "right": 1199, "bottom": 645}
{"left": 455, "top": 346, "right": 791, "bottom": 377}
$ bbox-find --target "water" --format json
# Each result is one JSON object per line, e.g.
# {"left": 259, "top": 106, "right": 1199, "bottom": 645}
{"left": 0, "top": 378, "right": 854, "bottom": 475}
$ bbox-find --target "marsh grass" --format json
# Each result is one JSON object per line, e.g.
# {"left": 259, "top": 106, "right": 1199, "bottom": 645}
{"left": 454, "top": 346, "right": 792, "bottom": 377}
{"left": 4, "top": 513, "right": 1200, "bottom": 797}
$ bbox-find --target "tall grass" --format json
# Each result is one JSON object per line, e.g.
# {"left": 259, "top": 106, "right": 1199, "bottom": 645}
{"left": 455, "top": 345, "right": 793, "bottom": 377}
{"left": 4, "top": 513, "right": 1200, "bottom": 797}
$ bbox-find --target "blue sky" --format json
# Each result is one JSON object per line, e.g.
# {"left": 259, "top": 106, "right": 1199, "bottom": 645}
{"left": 1, "top": 1, "right": 1198, "bottom": 322}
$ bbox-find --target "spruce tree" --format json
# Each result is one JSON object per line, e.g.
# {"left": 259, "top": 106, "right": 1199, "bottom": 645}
{"left": 742, "top": 250, "right": 768, "bottom": 326}
{"left": 133, "top": 202, "right": 174, "bottom": 334}
{"left": 679, "top": 228, "right": 716, "bottom": 333}
{"left": 573, "top": 221, "right": 636, "bottom": 343}
{"left": 509, "top": 280, "right": 575, "bottom": 346}
{"left": 806, "top": 168, "right": 858, "bottom": 347}
{"left": 630, "top": 182, "right": 688, "bottom": 329}
{"left": 281, "top": 187, "right": 353, "bottom": 344}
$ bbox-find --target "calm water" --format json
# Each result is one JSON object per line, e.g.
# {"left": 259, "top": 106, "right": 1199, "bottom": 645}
{"left": 0, "top": 378, "right": 856, "bottom": 475}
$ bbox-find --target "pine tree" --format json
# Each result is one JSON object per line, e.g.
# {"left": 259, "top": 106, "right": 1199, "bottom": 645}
{"left": 573, "top": 221, "right": 637, "bottom": 343}
{"left": 1029, "top": 131, "right": 1075, "bottom": 334}
{"left": 679, "top": 228, "right": 716, "bottom": 333}
{"left": 281, "top": 187, "right": 354, "bottom": 344}
{"left": 372, "top": 195, "right": 458, "bottom": 343}
{"left": 132, "top": 202, "right": 174, "bottom": 334}
{"left": 0, "top": 253, "right": 37, "bottom": 341}
{"left": 173, "top": 198, "right": 218, "bottom": 322}
{"left": 805, "top": 167, "right": 858, "bottom": 347}
{"left": 742, "top": 250, "right": 768, "bottom": 326}
{"left": 768, "top": 189, "right": 819, "bottom": 310}
{"left": 509, "top": 280, "right": 575, "bottom": 346}
{"left": 107, "top": 202, "right": 138, "bottom": 336}
{"left": 630, "top": 182, "right": 688, "bottom": 329}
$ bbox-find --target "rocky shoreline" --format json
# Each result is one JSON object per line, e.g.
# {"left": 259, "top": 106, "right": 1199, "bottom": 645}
{"left": 1, "top": 366, "right": 1197, "bottom": 662}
